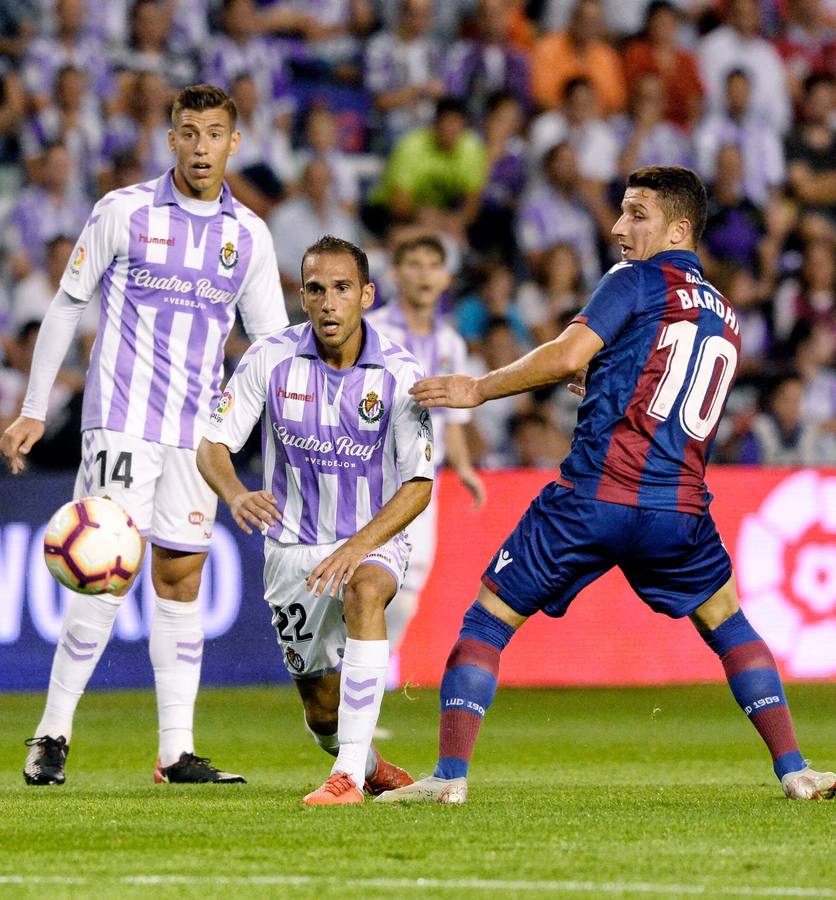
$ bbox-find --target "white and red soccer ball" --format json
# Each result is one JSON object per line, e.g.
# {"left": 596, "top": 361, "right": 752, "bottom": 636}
{"left": 43, "top": 497, "right": 142, "bottom": 594}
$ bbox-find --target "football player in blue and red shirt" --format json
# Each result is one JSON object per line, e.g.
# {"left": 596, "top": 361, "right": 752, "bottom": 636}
{"left": 375, "top": 166, "right": 836, "bottom": 805}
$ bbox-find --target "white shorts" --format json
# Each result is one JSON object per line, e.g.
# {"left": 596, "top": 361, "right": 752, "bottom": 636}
{"left": 401, "top": 490, "right": 438, "bottom": 594}
{"left": 264, "top": 532, "right": 411, "bottom": 679}
{"left": 73, "top": 428, "right": 217, "bottom": 552}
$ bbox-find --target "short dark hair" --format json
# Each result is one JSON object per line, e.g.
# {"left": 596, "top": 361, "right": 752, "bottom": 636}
{"left": 434, "top": 96, "right": 468, "bottom": 122}
{"left": 171, "top": 84, "right": 237, "bottom": 127}
{"left": 626, "top": 166, "right": 708, "bottom": 242}
{"left": 393, "top": 234, "right": 446, "bottom": 265}
{"left": 301, "top": 235, "right": 370, "bottom": 286}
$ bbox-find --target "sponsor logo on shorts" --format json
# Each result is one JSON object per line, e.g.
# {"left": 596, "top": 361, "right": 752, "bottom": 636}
{"left": 188, "top": 510, "right": 205, "bottom": 525}
{"left": 277, "top": 387, "right": 314, "bottom": 403}
{"left": 285, "top": 648, "right": 305, "bottom": 673}
{"left": 219, "top": 241, "right": 239, "bottom": 269}
{"left": 358, "top": 391, "right": 384, "bottom": 424}
{"left": 494, "top": 548, "right": 513, "bottom": 574}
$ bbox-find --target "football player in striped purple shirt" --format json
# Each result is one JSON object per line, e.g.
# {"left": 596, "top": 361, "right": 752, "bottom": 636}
{"left": 376, "top": 166, "right": 836, "bottom": 805}
{"left": 198, "top": 235, "right": 434, "bottom": 804}
{"left": 3, "top": 84, "right": 289, "bottom": 787}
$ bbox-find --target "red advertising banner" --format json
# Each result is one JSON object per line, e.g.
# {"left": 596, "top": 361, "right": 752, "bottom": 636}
{"left": 399, "top": 468, "right": 836, "bottom": 687}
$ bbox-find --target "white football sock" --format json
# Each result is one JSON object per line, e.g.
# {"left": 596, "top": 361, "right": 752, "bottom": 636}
{"left": 35, "top": 592, "right": 122, "bottom": 742}
{"left": 305, "top": 718, "right": 378, "bottom": 778}
{"left": 332, "top": 638, "right": 388, "bottom": 791}
{"left": 150, "top": 596, "right": 203, "bottom": 767}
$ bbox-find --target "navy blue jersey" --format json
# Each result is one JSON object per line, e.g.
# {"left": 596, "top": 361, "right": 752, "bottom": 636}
{"left": 558, "top": 249, "right": 741, "bottom": 515}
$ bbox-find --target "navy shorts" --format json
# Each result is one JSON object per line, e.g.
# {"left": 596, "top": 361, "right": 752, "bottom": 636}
{"left": 482, "top": 483, "right": 732, "bottom": 620}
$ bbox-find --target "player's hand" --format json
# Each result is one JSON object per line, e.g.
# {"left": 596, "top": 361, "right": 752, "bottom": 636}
{"left": 0, "top": 416, "right": 45, "bottom": 474}
{"left": 306, "top": 541, "right": 367, "bottom": 598}
{"left": 567, "top": 366, "right": 588, "bottom": 399}
{"left": 410, "top": 375, "right": 482, "bottom": 409}
{"left": 459, "top": 467, "right": 486, "bottom": 509}
{"left": 228, "top": 490, "right": 281, "bottom": 535}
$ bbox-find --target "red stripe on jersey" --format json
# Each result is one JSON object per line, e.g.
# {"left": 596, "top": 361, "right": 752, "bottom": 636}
{"left": 594, "top": 263, "right": 699, "bottom": 509}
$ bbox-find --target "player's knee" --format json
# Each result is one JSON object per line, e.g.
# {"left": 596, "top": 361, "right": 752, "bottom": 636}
{"left": 342, "top": 580, "right": 387, "bottom": 625}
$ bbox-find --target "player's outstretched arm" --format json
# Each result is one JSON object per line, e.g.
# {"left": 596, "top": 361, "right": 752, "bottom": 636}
{"left": 196, "top": 437, "right": 280, "bottom": 535}
{"left": 411, "top": 323, "right": 604, "bottom": 408}
{"left": 306, "top": 477, "right": 432, "bottom": 598}
{"left": 0, "top": 416, "right": 45, "bottom": 475}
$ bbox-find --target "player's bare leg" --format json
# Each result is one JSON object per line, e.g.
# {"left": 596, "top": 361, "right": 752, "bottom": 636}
{"left": 24, "top": 540, "right": 147, "bottom": 786}
{"left": 150, "top": 547, "right": 244, "bottom": 784}
{"left": 692, "top": 576, "right": 834, "bottom": 800}
{"left": 303, "top": 564, "right": 411, "bottom": 805}
{"left": 376, "top": 585, "right": 524, "bottom": 804}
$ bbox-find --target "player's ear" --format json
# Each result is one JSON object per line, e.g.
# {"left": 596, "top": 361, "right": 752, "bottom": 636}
{"left": 228, "top": 129, "right": 241, "bottom": 157}
{"left": 670, "top": 217, "right": 691, "bottom": 247}
{"left": 360, "top": 281, "right": 375, "bottom": 311}
{"left": 167, "top": 129, "right": 176, "bottom": 154}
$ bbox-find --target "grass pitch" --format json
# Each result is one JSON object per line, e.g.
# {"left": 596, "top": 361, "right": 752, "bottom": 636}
{"left": 0, "top": 683, "right": 834, "bottom": 899}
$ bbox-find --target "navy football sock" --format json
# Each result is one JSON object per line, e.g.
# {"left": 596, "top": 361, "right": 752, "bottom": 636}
{"left": 700, "top": 609, "right": 805, "bottom": 780}
{"left": 434, "top": 602, "right": 515, "bottom": 780}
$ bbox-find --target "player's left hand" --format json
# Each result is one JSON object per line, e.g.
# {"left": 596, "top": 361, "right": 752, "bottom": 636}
{"left": 459, "top": 467, "right": 486, "bottom": 509}
{"left": 410, "top": 375, "right": 482, "bottom": 409}
{"left": 567, "top": 366, "right": 588, "bottom": 399}
{"left": 306, "top": 541, "right": 367, "bottom": 598}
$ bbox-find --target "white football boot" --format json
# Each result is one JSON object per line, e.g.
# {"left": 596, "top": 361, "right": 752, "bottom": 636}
{"left": 374, "top": 774, "right": 468, "bottom": 804}
{"left": 781, "top": 766, "right": 836, "bottom": 800}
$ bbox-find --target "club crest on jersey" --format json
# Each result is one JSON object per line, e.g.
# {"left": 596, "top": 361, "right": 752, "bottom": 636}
{"left": 219, "top": 241, "right": 239, "bottom": 269}
{"left": 358, "top": 391, "right": 384, "bottom": 423}
{"left": 424, "top": 443, "right": 432, "bottom": 462}
{"left": 285, "top": 648, "right": 305, "bottom": 673}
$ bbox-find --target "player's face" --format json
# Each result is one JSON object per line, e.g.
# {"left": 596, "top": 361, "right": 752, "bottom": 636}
{"left": 612, "top": 187, "right": 687, "bottom": 261}
{"left": 168, "top": 108, "right": 240, "bottom": 201}
{"left": 393, "top": 247, "right": 450, "bottom": 310}
{"left": 301, "top": 252, "right": 375, "bottom": 365}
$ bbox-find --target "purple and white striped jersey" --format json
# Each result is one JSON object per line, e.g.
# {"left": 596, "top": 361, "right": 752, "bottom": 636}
{"left": 366, "top": 302, "right": 470, "bottom": 466}
{"left": 60, "top": 169, "right": 288, "bottom": 450}
{"left": 205, "top": 321, "right": 435, "bottom": 545}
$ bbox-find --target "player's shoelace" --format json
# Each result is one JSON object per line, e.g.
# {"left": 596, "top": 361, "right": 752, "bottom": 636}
{"left": 322, "top": 773, "right": 357, "bottom": 795}
{"left": 25, "top": 735, "right": 67, "bottom": 762}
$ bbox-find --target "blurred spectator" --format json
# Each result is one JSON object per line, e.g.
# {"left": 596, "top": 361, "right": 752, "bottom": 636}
{"left": 3, "top": 142, "right": 89, "bottom": 280}
{"left": 516, "top": 142, "right": 601, "bottom": 289}
{"left": 530, "top": 0, "right": 627, "bottom": 115}
{"left": 111, "top": 0, "right": 199, "bottom": 87}
{"left": 20, "top": 65, "right": 103, "bottom": 197}
{"left": 622, "top": 1, "right": 703, "bottom": 131}
{"left": 503, "top": 410, "right": 569, "bottom": 468}
{"left": 613, "top": 72, "right": 692, "bottom": 181}
{"left": 267, "top": 157, "right": 360, "bottom": 308}
{"left": 468, "top": 91, "right": 527, "bottom": 260}
{"left": 99, "top": 71, "right": 174, "bottom": 185}
{"left": 203, "top": 0, "right": 295, "bottom": 123}
{"left": 0, "top": 63, "right": 24, "bottom": 173}
{"left": 0, "top": 0, "right": 37, "bottom": 63}
{"left": 697, "top": 0, "right": 791, "bottom": 134}
{"left": 701, "top": 144, "right": 767, "bottom": 277}
{"left": 454, "top": 259, "right": 529, "bottom": 347}
{"left": 772, "top": 237, "right": 836, "bottom": 342}
{"left": 21, "top": 0, "right": 110, "bottom": 112}
{"left": 465, "top": 316, "right": 532, "bottom": 464}
{"left": 775, "top": 0, "right": 836, "bottom": 108}
{"left": 695, "top": 68, "right": 786, "bottom": 208}
{"left": 9, "top": 235, "right": 74, "bottom": 328}
{"left": 295, "top": 105, "right": 361, "bottom": 215}
{"left": 443, "top": 0, "right": 531, "bottom": 122}
{"left": 784, "top": 73, "right": 836, "bottom": 222}
{"left": 720, "top": 266, "right": 772, "bottom": 379}
{"left": 256, "top": 0, "right": 376, "bottom": 81}
{"left": 373, "top": 0, "right": 478, "bottom": 46}
{"left": 734, "top": 373, "right": 833, "bottom": 464}
{"left": 528, "top": 76, "right": 619, "bottom": 189}
{"left": 516, "top": 242, "right": 586, "bottom": 343}
{"left": 364, "top": 0, "right": 445, "bottom": 151}
{"left": 791, "top": 322, "right": 836, "bottom": 455}
{"left": 366, "top": 97, "right": 488, "bottom": 245}
{"left": 541, "top": 0, "right": 695, "bottom": 38}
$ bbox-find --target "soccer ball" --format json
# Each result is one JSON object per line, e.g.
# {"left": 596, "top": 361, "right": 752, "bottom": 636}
{"left": 43, "top": 497, "right": 143, "bottom": 595}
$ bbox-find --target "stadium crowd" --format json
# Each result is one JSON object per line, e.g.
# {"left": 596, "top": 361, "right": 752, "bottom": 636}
{"left": 0, "top": 0, "right": 833, "bottom": 472}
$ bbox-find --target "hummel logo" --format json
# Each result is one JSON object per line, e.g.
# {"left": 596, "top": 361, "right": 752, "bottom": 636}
{"left": 494, "top": 549, "right": 513, "bottom": 574}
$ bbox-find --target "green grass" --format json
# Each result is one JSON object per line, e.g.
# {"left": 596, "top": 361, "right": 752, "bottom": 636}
{"left": 1, "top": 683, "right": 834, "bottom": 899}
